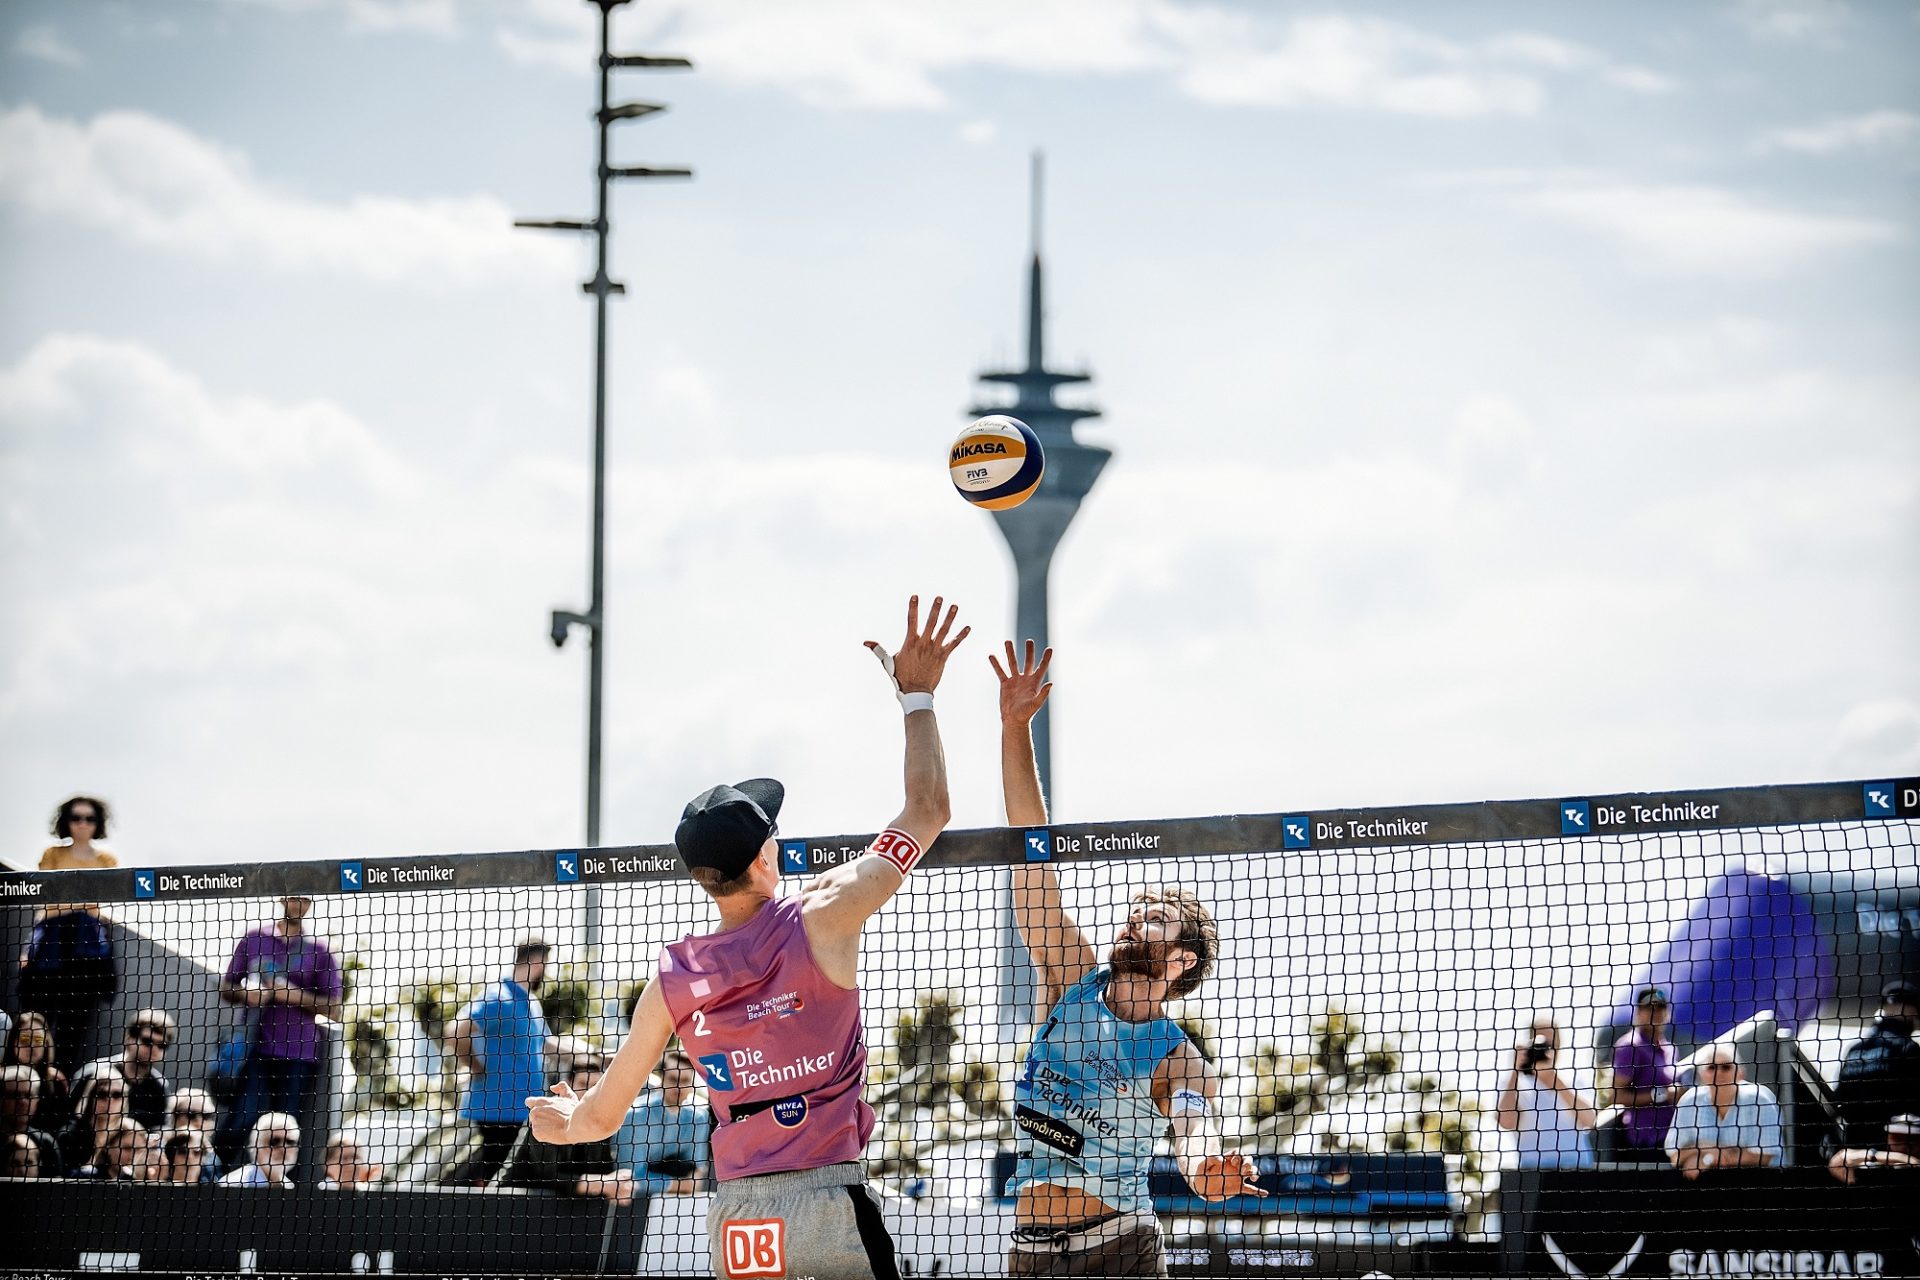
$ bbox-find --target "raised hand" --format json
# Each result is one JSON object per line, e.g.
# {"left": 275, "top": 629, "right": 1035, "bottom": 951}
{"left": 1190, "top": 1149, "right": 1268, "bottom": 1202}
{"left": 525, "top": 1080, "right": 579, "bottom": 1144}
{"left": 989, "top": 639, "right": 1053, "bottom": 726}
{"left": 865, "top": 594, "right": 970, "bottom": 697}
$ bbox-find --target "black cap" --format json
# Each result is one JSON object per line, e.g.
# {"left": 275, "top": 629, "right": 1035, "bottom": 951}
{"left": 1882, "top": 979, "right": 1919, "bottom": 1007}
{"left": 675, "top": 778, "right": 785, "bottom": 880}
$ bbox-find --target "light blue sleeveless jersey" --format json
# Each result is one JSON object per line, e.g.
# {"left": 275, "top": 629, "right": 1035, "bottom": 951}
{"left": 1006, "top": 967, "right": 1186, "bottom": 1215}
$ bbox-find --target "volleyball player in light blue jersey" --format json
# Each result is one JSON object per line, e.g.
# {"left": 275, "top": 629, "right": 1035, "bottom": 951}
{"left": 991, "top": 641, "right": 1264, "bottom": 1278}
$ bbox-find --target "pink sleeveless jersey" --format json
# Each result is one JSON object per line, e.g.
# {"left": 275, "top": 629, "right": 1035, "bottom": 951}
{"left": 655, "top": 896, "right": 873, "bottom": 1181}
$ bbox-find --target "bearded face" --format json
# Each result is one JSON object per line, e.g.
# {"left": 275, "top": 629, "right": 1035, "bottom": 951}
{"left": 1109, "top": 912, "right": 1190, "bottom": 984}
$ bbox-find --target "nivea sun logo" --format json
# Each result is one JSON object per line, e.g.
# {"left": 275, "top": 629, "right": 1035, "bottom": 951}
{"left": 951, "top": 441, "right": 1009, "bottom": 461}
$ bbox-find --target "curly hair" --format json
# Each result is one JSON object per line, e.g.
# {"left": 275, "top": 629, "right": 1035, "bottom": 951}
{"left": 53, "top": 795, "right": 112, "bottom": 840}
{"left": 1132, "top": 886, "right": 1218, "bottom": 1000}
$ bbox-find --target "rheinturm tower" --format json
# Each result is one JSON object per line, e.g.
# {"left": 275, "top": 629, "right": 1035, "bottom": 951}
{"left": 970, "top": 152, "right": 1110, "bottom": 800}
{"left": 972, "top": 152, "right": 1109, "bottom": 1028}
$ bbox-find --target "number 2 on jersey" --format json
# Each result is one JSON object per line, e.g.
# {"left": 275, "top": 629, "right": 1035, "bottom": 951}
{"left": 692, "top": 1008, "right": 711, "bottom": 1037}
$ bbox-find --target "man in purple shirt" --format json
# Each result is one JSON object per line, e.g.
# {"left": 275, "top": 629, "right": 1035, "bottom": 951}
{"left": 1611, "top": 986, "right": 1679, "bottom": 1157}
{"left": 213, "top": 896, "right": 343, "bottom": 1167}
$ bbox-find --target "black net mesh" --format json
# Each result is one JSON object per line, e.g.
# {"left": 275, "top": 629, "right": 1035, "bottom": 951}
{"left": 3, "top": 780, "right": 1916, "bottom": 1277}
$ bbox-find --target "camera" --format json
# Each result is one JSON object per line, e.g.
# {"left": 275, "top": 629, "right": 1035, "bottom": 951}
{"left": 1521, "top": 1035, "right": 1552, "bottom": 1075}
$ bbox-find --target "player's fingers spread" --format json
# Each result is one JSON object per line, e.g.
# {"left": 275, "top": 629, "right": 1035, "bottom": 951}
{"left": 988, "top": 654, "right": 1007, "bottom": 680}
{"left": 1037, "top": 682, "right": 1053, "bottom": 704}
{"left": 1034, "top": 647, "right": 1054, "bottom": 680}
{"left": 945, "top": 624, "right": 971, "bottom": 653}
{"left": 1023, "top": 638, "right": 1036, "bottom": 670}
{"left": 926, "top": 597, "right": 945, "bottom": 638}
{"left": 906, "top": 595, "right": 919, "bottom": 635}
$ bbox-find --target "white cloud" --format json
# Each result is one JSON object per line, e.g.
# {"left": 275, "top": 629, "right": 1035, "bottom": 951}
{"left": 1753, "top": 109, "right": 1920, "bottom": 154}
{"left": 959, "top": 120, "right": 997, "bottom": 145}
{"left": 1828, "top": 700, "right": 1920, "bottom": 777}
{"left": 483, "top": 0, "right": 1673, "bottom": 116}
{"left": 1487, "top": 172, "right": 1901, "bottom": 274}
{"left": 0, "top": 105, "right": 569, "bottom": 285}
{"left": 218, "top": 0, "right": 458, "bottom": 36}
{"left": 12, "top": 23, "right": 87, "bottom": 67}
{"left": 1727, "top": 0, "right": 1851, "bottom": 45}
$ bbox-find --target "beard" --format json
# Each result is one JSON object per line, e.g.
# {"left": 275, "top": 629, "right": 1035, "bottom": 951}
{"left": 1109, "top": 938, "right": 1162, "bottom": 980}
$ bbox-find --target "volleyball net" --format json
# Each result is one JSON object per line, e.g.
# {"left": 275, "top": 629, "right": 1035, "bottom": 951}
{"left": 2, "top": 776, "right": 1916, "bottom": 1278}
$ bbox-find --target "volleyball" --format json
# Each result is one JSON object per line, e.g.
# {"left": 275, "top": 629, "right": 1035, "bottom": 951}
{"left": 949, "top": 415, "right": 1045, "bottom": 511}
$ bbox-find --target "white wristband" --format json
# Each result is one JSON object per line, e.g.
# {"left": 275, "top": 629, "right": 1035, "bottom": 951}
{"left": 900, "top": 691, "right": 935, "bottom": 715}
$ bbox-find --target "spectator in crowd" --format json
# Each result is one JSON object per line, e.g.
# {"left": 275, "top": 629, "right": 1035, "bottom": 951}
{"left": 1833, "top": 980, "right": 1920, "bottom": 1153}
{"left": 159, "top": 1129, "right": 212, "bottom": 1185}
{"left": 219, "top": 1112, "right": 300, "bottom": 1188}
{"left": 1666, "top": 1045, "right": 1783, "bottom": 1177}
{"left": 615, "top": 1046, "right": 709, "bottom": 1193}
{"left": 18, "top": 798, "right": 121, "bottom": 1074}
{"left": 0, "top": 1009, "right": 10, "bottom": 1054}
{"left": 500, "top": 1052, "right": 633, "bottom": 1205}
{"left": 166, "top": 1087, "right": 224, "bottom": 1182}
{"left": 72, "top": 1009, "right": 176, "bottom": 1130}
{"left": 213, "top": 896, "right": 342, "bottom": 1167}
{"left": 1496, "top": 1015, "right": 1599, "bottom": 1170}
{"left": 58, "top": 1070, "right": 132, "bottom": 1175}
{"left": 1, "top": 1063, "right": 61, "bottom": 1174}
{"left": 5, "top": 1012, "right": 72, "bottom": 1127}
{"left": 318, "top": 1133, "right": 382, "bottom": 1189}
{"left": 4, "top": 1130, "right": 42, "bottom": 1178}
{"left": 1612, "top": 986, "right": 1681, "bottom": 1159}
{"left": 1828, "top": 1112, "right": 1920, "bottom": 1185}
{"left": 443, "top": 936, "right": 553, "bottom": 1187}
{"left": 77, "top": 1118, "right": 151, "bottom": 1180}
{"left": 35, "top": 796, "right": 120, "bottom": 872}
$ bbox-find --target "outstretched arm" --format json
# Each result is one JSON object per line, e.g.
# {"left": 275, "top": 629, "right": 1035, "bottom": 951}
{"left": 800, "top": 596, "right": 970, "bottom": 951}
{"left": 527, "top": 978, "right": 673, "bottom": 1145}
{"left": 996, "top": 641, "right": 1096, "bottom": 1008}
{"left": 1156, "top": 1041, "right": 1265, "bottom": 1203}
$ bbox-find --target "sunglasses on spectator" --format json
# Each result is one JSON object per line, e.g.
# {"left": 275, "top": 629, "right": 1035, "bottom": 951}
{"left": 262, "top": 1136, "right": 298, "bottom": 1150}
{"left": 68, "top": 813, "right": 98, "bottom": 824}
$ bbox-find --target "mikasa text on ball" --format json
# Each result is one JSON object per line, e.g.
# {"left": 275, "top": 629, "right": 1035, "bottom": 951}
{"left": 949, "top": 415, "right": 1045, "bottom": 511}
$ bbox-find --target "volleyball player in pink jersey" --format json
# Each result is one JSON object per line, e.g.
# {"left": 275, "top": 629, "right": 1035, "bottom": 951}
{"left": 529, "top": 594, "right": 969, "bottom": 1280}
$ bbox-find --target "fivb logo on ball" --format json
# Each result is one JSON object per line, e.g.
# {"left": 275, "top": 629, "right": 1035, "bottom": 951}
{"left": 950, "top": 415, "right": 1045, "bottom": 511}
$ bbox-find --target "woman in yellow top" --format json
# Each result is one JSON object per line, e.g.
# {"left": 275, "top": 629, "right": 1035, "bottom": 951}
{"left": 38, "top": 796, "right": 119, "bottom": 870}
{"left": 22, "top": 797, "right": 121, "bottom": 1073}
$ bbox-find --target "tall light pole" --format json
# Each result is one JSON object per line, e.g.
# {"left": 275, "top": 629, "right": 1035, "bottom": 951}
{"left": 516, "top": 0, "right": 691, "bottom": 857}
{"left": 516, "top": 0, "right": 690, "bottom": 966}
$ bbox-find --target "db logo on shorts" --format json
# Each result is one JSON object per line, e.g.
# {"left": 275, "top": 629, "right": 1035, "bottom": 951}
{"left": 722, "top": 1219, "right": 786, "bottom": 1278}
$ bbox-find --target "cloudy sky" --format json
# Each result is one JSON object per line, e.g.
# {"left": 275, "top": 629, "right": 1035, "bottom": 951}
{"left": 2, "top": 0, "right": 1916, "bottom": 870}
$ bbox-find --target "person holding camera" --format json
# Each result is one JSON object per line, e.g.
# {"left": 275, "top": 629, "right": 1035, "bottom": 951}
{"left": 1496, "top": 1016, "right": 1598, "bottom": 1169}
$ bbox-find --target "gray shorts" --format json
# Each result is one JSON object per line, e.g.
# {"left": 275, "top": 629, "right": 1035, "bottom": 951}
{"left": 707, "top": 1162, "right": 899, "bottom": 1280}
{"left": 1007, "top": 1209, "right": 1166, "bottom": 1278}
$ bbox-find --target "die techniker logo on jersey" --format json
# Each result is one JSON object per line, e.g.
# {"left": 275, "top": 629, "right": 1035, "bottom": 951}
{"left": 744, "top": 991, "right": 805, "bottom": 1022}
{"left": 698, "top": 1046, "right": 837, "bottom": 1092}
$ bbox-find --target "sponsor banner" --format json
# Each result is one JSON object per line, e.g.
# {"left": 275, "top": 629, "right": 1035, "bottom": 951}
{"left": 1525, "top": 1168, "right": 1920, "bottom": 1279}
{"left": 2, "top": 1177, "right": 647, "bottom": 1275}
{"left": 0, "top": 778, "right": 1900, "bottom": 903}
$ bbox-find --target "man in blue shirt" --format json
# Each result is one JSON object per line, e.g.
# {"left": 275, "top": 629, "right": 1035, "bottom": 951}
{"left": 994, "top": 642, "right": 1262, "bottom": 1277}
{"left": 1665, "top": 1045, "right": 1784, "bottom": 1177}
{"left": 614, "top": 1045, "right": 709, "bottom": 1193}
{"left": 444, "top": 936, "right": 553, "bottom": 1187}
